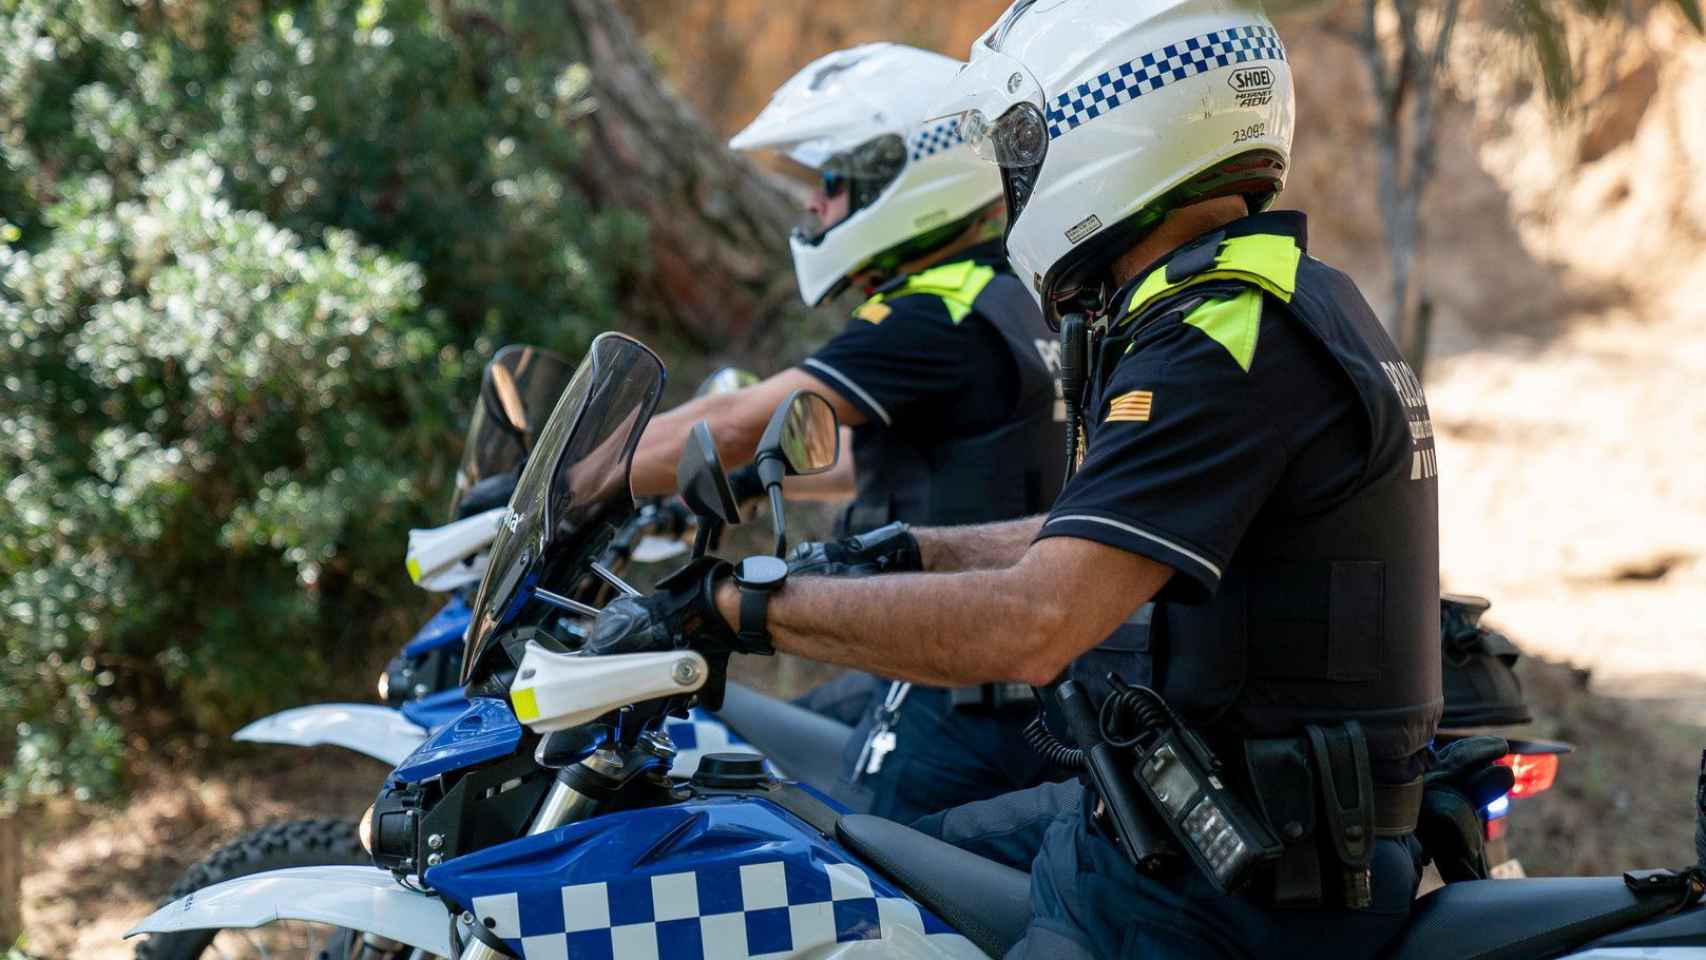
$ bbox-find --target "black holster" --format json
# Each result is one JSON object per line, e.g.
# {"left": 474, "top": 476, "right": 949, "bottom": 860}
{"left": 1244, "top": 720, "right": 1414, "bottom": 908}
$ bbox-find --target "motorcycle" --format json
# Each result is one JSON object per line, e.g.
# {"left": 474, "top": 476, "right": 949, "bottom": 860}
{"left": 1436, "top": 593, "right": 1572, "bottom": 880}
{"left": 128, "top": 332, "right": 1706, "bottom": 959}
{"left": 132, "top": 348, "right": 756, "bottom": 960}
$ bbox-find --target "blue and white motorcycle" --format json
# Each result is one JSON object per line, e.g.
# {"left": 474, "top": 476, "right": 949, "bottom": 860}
{"left": 133, "top": 347, "right": 780, "bottom": 960}
{"left": 129, "top": 332, "right": 1706, "bottom": 960}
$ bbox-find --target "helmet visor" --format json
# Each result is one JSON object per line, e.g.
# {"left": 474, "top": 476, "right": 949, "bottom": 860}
{"left": 928, "top": 50, "right": 1048, "bottom": 169}
{"left": 794, "top": 133, "right": 909, "bottom": 244}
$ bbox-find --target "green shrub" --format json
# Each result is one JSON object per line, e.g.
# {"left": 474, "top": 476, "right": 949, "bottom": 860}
{"left": 0, "top": 0, "right": 645, "bottom": 800}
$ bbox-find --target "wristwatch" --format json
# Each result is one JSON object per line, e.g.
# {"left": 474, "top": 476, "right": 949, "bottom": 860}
{"left": 732, "top": 555, "right": 788, "bottom": 654}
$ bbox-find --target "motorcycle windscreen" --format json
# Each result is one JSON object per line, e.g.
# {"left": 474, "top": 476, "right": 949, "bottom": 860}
{"left": 448, "top": 344, "right": 578, "bottom": 519}
{"left": 460, "top": 333, "right": 666, "bottom": 686}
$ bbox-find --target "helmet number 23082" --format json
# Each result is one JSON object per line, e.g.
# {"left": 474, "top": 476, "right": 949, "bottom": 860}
{"left": 1232, "top": 122, "right": 1267, "bottom": 144}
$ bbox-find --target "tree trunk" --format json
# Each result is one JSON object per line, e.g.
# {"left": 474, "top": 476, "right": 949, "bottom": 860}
{"left": 0, "top": 811, "right": 20, "bottom": 947}
{"left": 1357, "top": 0, "right": 1459, "bottom": 369}
{"left": 561, "top": 0, "right": 805, "bottom": 354}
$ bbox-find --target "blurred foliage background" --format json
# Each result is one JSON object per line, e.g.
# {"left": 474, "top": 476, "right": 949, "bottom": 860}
{"left": 0, "top": 0, "right": 651, "bottom": 800}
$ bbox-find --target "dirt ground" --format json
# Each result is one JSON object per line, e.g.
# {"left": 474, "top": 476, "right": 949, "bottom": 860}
{"left": 17, "top": 749, "right": 386, "bottom": 959}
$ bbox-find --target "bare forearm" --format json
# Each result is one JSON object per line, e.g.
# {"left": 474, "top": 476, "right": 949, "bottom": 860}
{"left": 630, "top": 369, "right": 867, "bottom": 499}
{"left": 710, "top": 535, "right": 1166, "bottom": 687}
{"left": 914, "top": 516, "right": 1046, "bottom": 572}
{"left": 719, "top": 568, "right": 1072, "bottom": 687}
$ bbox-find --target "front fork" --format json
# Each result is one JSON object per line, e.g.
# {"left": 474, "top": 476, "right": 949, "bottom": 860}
{"left": 453, "top": 742, "right": 660, "bottom": 960}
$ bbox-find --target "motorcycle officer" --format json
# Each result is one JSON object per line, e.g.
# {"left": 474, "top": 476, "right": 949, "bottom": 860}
{"left": 624, "top": 43, "right": 1076, "bottom": 822}
{"left": 591, "top": 1, "right": 1444, "bottom": 957}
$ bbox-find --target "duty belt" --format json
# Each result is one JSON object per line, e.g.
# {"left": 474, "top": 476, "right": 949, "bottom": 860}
{"left": 950, "top": 682, "right": 1036, "bottom": 712}
{"left": 1373, "top": 777, "right": 1425, "bottom": 837}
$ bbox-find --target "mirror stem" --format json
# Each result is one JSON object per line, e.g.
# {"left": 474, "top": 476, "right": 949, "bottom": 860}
{"left": 768, "top": 484, "right": 788, "bottom": 557}
{"left": 692, "top": 523, "right": 716, "bottom": 560}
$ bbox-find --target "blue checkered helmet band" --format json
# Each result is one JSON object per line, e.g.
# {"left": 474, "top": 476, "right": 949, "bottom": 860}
{"left": 908, "top": 117, "right": 966, "bottom": 161}
{"left": 1045, "top": 24, "right": 1286, "bottom": 140}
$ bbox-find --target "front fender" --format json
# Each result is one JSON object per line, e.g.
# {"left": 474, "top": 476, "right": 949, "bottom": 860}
{"left": 126, "top": 865, "right": 452, "bottom": 956}
{"left": 233, "top": 704, "right": 428, "bottom": 766}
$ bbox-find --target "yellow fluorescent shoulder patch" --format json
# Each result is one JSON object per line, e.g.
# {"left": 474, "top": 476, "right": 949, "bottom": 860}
{"left": 854, "top": 301, "right": 892, "bottom": 324}
{"left": 511, "top": 686, "right": 540, "bottom": 722}
{"left": 405, "top": 556, "right": 423, "bottom": 584}
{"left": 1184, "top": 289, "right": 1263, "bottom": 372}
{"left": 1105, "top": 390, "right": 1154, "bottom": 423}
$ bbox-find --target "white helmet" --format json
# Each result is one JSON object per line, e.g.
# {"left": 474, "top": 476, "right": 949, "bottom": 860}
{"left": 729, "top": 43, "right": 1004, "bottom": 306}
{"left": 934, "top": 0, "right": 1295, "bottom": 324}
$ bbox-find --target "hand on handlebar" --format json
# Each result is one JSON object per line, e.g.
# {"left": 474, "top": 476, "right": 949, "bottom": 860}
{"left": 581, "top": 556, "right": 764, "bottom": 659}
{"left": 787, "top": 522, "right": 922, "bottom": 579}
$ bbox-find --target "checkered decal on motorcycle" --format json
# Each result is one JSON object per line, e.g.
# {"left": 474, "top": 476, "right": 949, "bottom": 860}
{"left": 909, "top": 118, "right": 965, "bottom": 161}
{"left": 1045, "top": 24, "right": 1286, "bottom": 139}
{"left": 472, "top": 859, "right": 956, "bottom": 959}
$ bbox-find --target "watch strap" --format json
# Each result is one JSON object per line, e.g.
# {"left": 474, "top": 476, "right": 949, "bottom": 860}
{"left": 737, "top": 582, "right": 775, "bottom": 655}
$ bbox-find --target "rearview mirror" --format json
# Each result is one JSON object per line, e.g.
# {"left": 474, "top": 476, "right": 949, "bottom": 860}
{"left": 675, "top": 420, "right": 739, "bottom": 558}
{"left": 756, "top": 391, "right": 839, "bottom": 478}
{"left": 694, "top": 367, "right": 760, "bottom": 399}
{"left": 752, "top": 391, "right": 840, "bottom": 556}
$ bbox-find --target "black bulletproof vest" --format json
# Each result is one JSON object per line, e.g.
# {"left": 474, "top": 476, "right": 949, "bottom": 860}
{"left": 1117, "top": 254, "right": 1442, "bottom": 768}
{"left": 838, "top": 272, "right": 1067, "bottom": 535}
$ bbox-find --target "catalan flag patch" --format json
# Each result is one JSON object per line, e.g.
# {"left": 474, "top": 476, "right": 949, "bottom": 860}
{"left": 1105, "top": 390, "right": 1153, "bottom": 423}
{"left": 854, "top": 301, "right": 892, "bottom": 324}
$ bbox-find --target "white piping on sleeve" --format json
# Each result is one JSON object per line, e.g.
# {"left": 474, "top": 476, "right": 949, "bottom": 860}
{"left": 802, "top": 359, "right": 893, "bottom": 426}
{"left": 1044, "top": 514, "right": 1223, "bottom": 579}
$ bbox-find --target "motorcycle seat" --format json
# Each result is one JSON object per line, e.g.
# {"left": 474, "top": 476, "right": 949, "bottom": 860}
{"left": 713, "top": 682, "right": 854, "bottom": 790}
{"left": 836, "top": 813, "right": 1031, "bottom": 958}
{"left": 1384, "top": 876, "right": 1685, "bottom": 960}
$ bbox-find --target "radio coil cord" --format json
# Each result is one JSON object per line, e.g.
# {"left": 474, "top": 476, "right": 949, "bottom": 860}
{"left": 1023, "top": 313, "right": 1095, "bottom": 772}
{"left": 1097, "top": 678, "right": 1180, "bottom": 748}
{"left": 1024, "top": 709, "right": 1086, "bottom": 770}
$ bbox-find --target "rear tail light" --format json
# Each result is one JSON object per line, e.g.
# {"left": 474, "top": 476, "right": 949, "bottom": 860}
{"left": 1496, "top": 752, "right": 1559, "bottom": 798}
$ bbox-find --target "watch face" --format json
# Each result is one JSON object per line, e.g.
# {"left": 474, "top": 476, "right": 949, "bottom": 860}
{"left": 738, "top": 554, "right": 790, "bottom": 589}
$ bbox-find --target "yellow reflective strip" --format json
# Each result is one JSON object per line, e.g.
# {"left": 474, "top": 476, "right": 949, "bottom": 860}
{"left": 511, "top": 686, "right": 540, "bottom": 723}
{"left": 1183, "top": 289, "right": 1264, "bottom": 372}
{"left": 1225, "top": 234, "right": 1301, "bottom": 299}
{"left": 898, "top": 261, "right": 997, "bottom": 324}
{"left": 906, "top": 260, "right": 976, "bottom": 292}
{"left": 1125, "top": 232, "right": 1302, "bottom": 322}
{"left": 405, "top": 556, "right": 423, "bottom": 584}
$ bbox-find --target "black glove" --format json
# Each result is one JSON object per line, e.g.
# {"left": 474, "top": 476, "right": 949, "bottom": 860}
{"left": 581, "top": 556, "right": 763, "bottom": 658}
{"left": 1416, "top": 736, "right": 1515, "bottom": 882}
{"left": 788, "top": 522, "right": 922, "bottom": 578}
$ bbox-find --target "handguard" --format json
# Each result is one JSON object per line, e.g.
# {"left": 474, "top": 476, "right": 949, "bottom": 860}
{"left": 404, "top": 507, "right": 505, "bottom": 591}
{"left": 508, "top": 641, "right": 708, "bottom": 733}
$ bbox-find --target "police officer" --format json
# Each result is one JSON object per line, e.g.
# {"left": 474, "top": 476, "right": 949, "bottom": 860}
{"left": 593, "top": 2, "right": 1443, "bottom": 956}
{"left": 625, "top": 43, "right": 1071, "bottom": 822}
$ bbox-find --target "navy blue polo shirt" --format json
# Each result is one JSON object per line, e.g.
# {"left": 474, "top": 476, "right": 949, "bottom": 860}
{"left": 1036, "top": 213, "right": 1365, "bottom": 604}
{"left": 797, "top": 241, "right": 1021, "bottom": 441}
